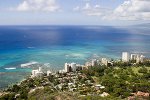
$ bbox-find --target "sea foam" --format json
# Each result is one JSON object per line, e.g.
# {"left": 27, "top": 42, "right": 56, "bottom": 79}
{"left": 21, "top": 62, "right": 38, "bottom": 68}
{"left": 5, "top": 67, "right": 16, "bottom": 70}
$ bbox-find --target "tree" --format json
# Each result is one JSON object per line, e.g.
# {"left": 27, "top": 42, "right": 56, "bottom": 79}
{"left": 0, "top": 93, "right": 15, "bottom": 100}
{"left": 143, "top": 72, "right": 150, "bottom": 79}
{"left": 138, "top": 67, "right": 148, "bottom": 74}
{"left": 12, "top": 84, "right": 20, "bottom": 92}
{"left": 19, "top": 89, "right": 28, "bottom": 99}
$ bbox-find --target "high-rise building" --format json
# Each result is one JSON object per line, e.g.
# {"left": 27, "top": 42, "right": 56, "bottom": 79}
{"left": 101, "top": 58, "right": 108, "bottom": 66}
{"left": 131, "top": 54, "right": 139, "bottom": 60}
{"left": 91, "top": 59, "right": 97, "bottom": 66}
{"left": 64, "top": 63, "right": 72, "bottom": 72}
{"left": 32, "top": 69, "right": 39, "bottom": 77}
{"left": 122, "top": 52, "right": 130, "bottom": 62}
{"left": 71, "top": 63, "right": 76, "bottom": 72}
{"left": 130, "top": 54, "right": 145, "bottom": 63}
{"left": 85, "top": 62, "right": 92, "bottom": 67}
{"left": 140, "top": 55, "right": 145, "bottom": 63}
{"left": 65, "top": 63, "right": 69, "bottom": 72}
{"left": 136, "top": 55, "right": 145, "bottom": 63}
{"left": 32, "top": 67, "right": 43, "bottom": 77}
{"left": 47, "top": 70, "right": 52, "bottom": 76}
{"left": 39, "top": 67, "right": 42, "bottom": 72}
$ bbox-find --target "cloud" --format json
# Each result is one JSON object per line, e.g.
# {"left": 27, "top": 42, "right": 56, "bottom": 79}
{"left": 74, "top": 0, "right": 150, "bottom": 20}
{"left": 74, "top": 3, "right": 111, "bottom": 16}
{"left": 16, "top": 0, "right": 60, "bottom": 12}
{"left": 111, "top": 0, "right": 150, "bottom": 20}
{"left": 73, "top": 6, "right": 80, "bottom": 11}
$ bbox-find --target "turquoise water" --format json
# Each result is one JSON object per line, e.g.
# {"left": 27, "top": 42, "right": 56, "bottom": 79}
{"left": 0, "top": 25, "right": 150, "bottom": 89}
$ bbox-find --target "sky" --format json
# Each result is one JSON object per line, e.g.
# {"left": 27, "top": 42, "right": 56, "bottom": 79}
{"left": 0, "top": 0, "right": 150, "bottom": 25}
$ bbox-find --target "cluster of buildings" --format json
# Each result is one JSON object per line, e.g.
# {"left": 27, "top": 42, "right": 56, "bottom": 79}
{"left": 58, "top": 63, "right": 83, "bottom": 73}
{"left": 59, "top": 58, "right": 111, "bottom": 73}
{"left": 85, "top": 58, "right": 113, "bottom": 68}
{"left": 30, "top": 65, "right": 108, "bottom": 96}
{"left": 29, "top": 52, "right": 148, "bottom": 98}
{"left": 31, "top": 67, "right": 44, "bottom": 77}
{"left": 31, "top": 52, "right": 146, "bottom": 77}
{"left": 31, "top": 62, "right": 84, "bottom": 77}
{"left": 122, "top": 52, "right": 145, "bottom": 63}
{"left": 31, "top": 58, "right": 111, "bottom": 77}
{"left": 49, "top": 71, "right": 108, "bottom": 96}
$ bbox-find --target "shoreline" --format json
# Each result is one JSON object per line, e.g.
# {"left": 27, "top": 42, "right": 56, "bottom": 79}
{"left": 0, "top": 72, "right": 31, "bottom": 90}
{"left": 0, "top": 52, "right": 149, "bottom": 91}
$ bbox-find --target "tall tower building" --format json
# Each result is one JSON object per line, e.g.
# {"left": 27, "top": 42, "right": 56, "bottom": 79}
{"left": 64, "top": 63, "right": 72, "bottom": 72}
{"left": 101, "top": 58, "right": 108, "bottom": 66}
{"left": 122, "top": 52, "right": 130, "bottom": 62}
{"left": 140, "top": 55, "right": 145, "bottom": 63}
{"left": 91, "top": 59, "right": 97, "bottom": 66}
{"left": 71, "top": 63, "right": 76, "bottom": 72}
{"left": 131, "top": 54, "right": 139, "bottom": 60}
{"left": 65, "top": 63, "right": 69, "bottom": 72}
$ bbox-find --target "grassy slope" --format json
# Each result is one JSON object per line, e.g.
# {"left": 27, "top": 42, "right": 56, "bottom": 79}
{"left": 131, "top": 67, "right": 150, "bottom": 75}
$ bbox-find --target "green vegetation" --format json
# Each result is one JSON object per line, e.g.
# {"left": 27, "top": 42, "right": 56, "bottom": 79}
{"left": 0, "top": 60, "right": 150, "bottom": 100}
{"left": 81, "top": 63, "right": 150, "bottom": 99}
{"left": 79, "top": 95, "right": 120, "bottom": 100}
{"left": 0, "top": 77, "right": 50, "bottom": 100}
{"left": 0, "top": 93, "right": 15, "bottom": 100}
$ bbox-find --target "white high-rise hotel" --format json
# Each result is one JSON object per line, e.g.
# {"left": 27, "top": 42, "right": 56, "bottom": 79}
{"left": 122, "top": 52, "right": 130, "bottom": 62}
{"left": 64, "top": 63, "right": 77, "bottom": 72}
{"left": 32, "top": 67, "right": 43, "bottom": 77}
{"left": 122, "top": 52, "right": 145, "bottom": 63}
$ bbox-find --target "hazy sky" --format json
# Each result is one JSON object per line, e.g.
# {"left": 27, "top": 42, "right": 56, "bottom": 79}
{"left": 0, "top": 0, "right": 150, "bottom": 25}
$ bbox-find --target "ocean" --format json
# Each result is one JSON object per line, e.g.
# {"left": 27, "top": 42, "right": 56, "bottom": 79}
{"left": 0, "top": 25, "right": 150, "bottom": 89}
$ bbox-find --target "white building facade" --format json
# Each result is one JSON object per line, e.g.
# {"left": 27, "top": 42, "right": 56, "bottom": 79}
{"left": 101, "top": 58, "right": 108, "bottom": 66}
{"left": 131, "top": 54, "right": 139, "bottom": 60}
{"left": 91, "top": 59, "right": 97, "bottom": 66}
{"left": 64, "top": 63, "right": 71, "bottom": 72}
{"left": 32, "top": 67, "right": 43, "bottom": 77}
{"left": 71, "top": 63, "right": 76, "bottom": 72}
{"left": 122, "top": 52, "right": 130, "bottom": 62}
